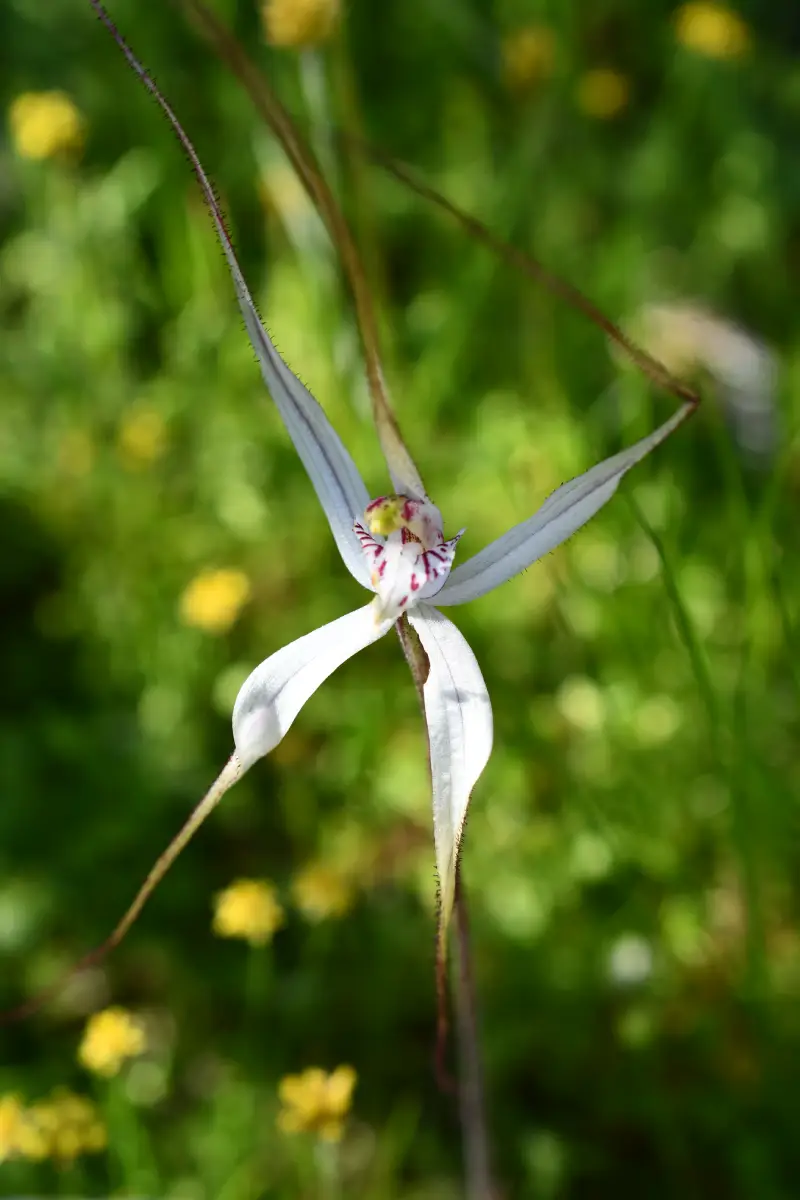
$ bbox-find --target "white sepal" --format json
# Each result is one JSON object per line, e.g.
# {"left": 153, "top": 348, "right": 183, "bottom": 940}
{"left": 246, "top": 329, "right": 372, "bottom": 588}
{"left": 407, "top": 604, "right": 493, "bottom": 929}
{"left": 437, "top": 402, "right": 693, "bottom": 606}
{"left": 108, "top": 45, "right": 372, "bottom": 587}
{"left": 233, "top": 604, "right": 394, "bottom": 771}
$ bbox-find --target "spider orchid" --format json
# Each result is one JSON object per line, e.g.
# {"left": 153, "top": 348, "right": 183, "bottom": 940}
{"left": 89, "top": 0, "right": 694, "bottom": 946}
{"left": 227, "top": 402, "right": 688, "bottom": 928}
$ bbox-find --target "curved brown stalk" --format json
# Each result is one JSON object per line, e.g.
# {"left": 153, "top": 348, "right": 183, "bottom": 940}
{"left": 180, "top": 0, "right": 699, "bottom": 420}
{"left": 346, "top": 138, "right": 700, "bottom": 412}
{"left": 179, "top": 0, "right": 426, "bottom": 500}
{"left": 395, "top": 615, "right": 492, "bottom": 1197}
{"left": 1, "top": 756, "right": 240, "bottom": 1023}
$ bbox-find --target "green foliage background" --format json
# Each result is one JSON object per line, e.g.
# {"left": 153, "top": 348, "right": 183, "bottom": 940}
{"left": 2, "top": 0, "right": 800, "bottom": 1194}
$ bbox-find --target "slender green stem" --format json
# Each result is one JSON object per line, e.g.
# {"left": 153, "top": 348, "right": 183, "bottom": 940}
{"left": 314, "top": 1138, "right": 343, "bottom": 1200}
{"left": 103, "top": 1074, "right": 159, "bottom": 1196}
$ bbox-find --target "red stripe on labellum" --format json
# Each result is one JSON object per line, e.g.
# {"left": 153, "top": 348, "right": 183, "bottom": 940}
{"left": 354, "top": 521, "right": 385, "bottom": 561}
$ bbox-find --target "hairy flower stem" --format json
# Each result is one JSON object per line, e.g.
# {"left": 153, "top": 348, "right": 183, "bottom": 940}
{"left": 454, "top": 869, "right": 493, "bottom": 1200}
{"left": 395, "top": 615, "right": 494, "bottom": 1199}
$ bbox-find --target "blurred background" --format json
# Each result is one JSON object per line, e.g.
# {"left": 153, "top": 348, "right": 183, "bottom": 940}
{"left": 1, "top": 0, "right": 799, "bottom": 1195}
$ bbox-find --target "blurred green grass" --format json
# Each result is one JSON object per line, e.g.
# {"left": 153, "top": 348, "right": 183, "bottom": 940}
{"left": 1, "top": 0, "right": 800, "bottom": 1195}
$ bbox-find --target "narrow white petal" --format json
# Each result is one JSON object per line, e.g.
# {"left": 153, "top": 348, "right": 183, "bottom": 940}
{"left": 233, "top": 605, "right": 393, "bottom": 770}
{"left": 408, "top": 605, "right": 493, "bottom": 928}
{"left": 437, "top": 402, "right": 693, "bottom": 606}
{"left": 92, "top": 7, "right": 371, "bottom": 587}
{"left": 242, "top": 319, "right": 371, "bottom": 588}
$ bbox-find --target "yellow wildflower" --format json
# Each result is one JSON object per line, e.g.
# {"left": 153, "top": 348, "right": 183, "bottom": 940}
{"left": 118, "top": 406, "right": 168, "bottom": 469}
{"left": 576, "top": 69, "right": 630, "bottom": 119}
{"left": 277, "top": 1065, "right": 356, "bottom": 1142}
{"left": 13, "top": 1109, "right": 51, "bottom": 1162}
{"left": 9, "top": 91, "right": 85, "bottom": 161}
{"left": 2, "top": 1090, "right": 106, "bottom": 1163}
{"left": 179, "top": 568, "right": 251, "bottom": 634}
{"left": 502, "top": 26, "right": 557, "bottom": 92}
{"left": 43, "top": 1091, "right": 107, "bottom": 1161}
{"left": 263, "top": 0, "right": 340, "bottom": 47}
{"left": 78, "top": 1006, "right": 146, "bottom": 1077}
{"left": 0, "top": 1094, "right": 25, "bottom": 1163}
{"left": 292, "top": 861, "right": 354, "bottom": 922}
{"left": 675, "top": 2, "right": 750, "bottom": 59}
{"left": 212, "top": 879, "right": 285, "bottom": 946}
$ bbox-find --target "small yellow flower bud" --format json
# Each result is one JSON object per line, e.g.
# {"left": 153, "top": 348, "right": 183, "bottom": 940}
{"left": 179, "top": 568, "right": 252, "bottom": 635}
{"left": 9, "top": 91, "right": 85, "bottom": 161}
{"left": 4, "top": 1090, "right": 106, "bottom": 1163}
{"left": 277, "top": 1064, "right": 356, "bottom": 1141}
{"left": 263, "top": 0, "right": 340, "bottom": 48}
{"left": 0, "top": 1095, "right": 26, "bottom": 1163}
{"left": 502, "top": 26, "right": 557, "bottom": 92}
{"left": 576, "top": 69, "right": 630, "bottom": 120}
{"left": 14, "top": 1114, "right": 51, "bottom": 1162}
{"left": 292, "top": 861, "right": 354, "bottom": 921}
{"left": 78, "top": 1007, "right": 146, "bottom": 1077}
{"left": 212, "top": 879, "right": 285, "bottom": 946}
{"left": 675, "top": 2, "right": 750, "bottom": 59}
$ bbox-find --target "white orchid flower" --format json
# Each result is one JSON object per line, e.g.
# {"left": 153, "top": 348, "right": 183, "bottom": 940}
{"left": 227, "top": 395, "right": 689, "bottom": 926}
{"left": 89, "top": 0, "right": 695, "bottom": 943}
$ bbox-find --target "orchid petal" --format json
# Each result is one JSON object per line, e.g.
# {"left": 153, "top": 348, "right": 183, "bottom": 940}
{"left": 437, "top": 402, "right": 693, "bottom": 606}
{"left": 233, "top": 604, "right": 394, "bottom": 771}
{"left": 89, "top": 0, "right": 371, "bottom": 587}
{"left": 407, "top": 605, "right": 493, "bottom": 930}
{"left": 239, "top": 321, "right": 371, "bottom": 588}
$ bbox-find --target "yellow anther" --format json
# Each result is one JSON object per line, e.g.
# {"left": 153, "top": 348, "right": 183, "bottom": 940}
{"left": 365, "top": 496, "right": 406, "bottom": 537}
